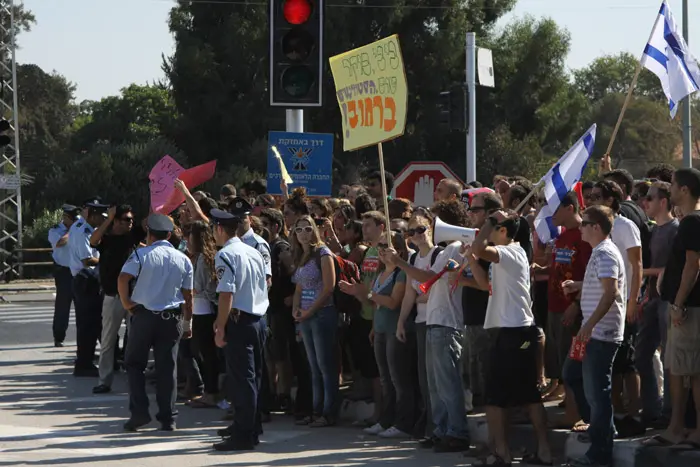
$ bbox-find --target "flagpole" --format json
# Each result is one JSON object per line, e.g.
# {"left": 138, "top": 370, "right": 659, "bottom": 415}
{"left": 681, "top": 0, "right": 692, "bottom": 168}
{"left": 605, "top": 12, "right": 660, "bottom": 157}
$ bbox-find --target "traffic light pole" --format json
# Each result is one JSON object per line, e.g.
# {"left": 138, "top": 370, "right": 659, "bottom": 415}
{"left": 681, "top": 0, "right": 692, "bottom": 168}
{"left": 286, "top": 109, "right": 304, "bottom": 133}
{"left": 466, "top": 32, "right": 476, "bottom": 183}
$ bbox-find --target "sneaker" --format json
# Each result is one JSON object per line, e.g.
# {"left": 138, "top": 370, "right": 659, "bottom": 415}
{"left": 363, "top": 423, "right": 385, "bottom": 435}
{"left": 378, "top": 426, "right": 411, "bottom": 439}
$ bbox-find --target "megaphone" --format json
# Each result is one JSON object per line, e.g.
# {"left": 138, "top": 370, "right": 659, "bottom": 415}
{"left": 433, "top": 217, "right": 479, "bottom": 245}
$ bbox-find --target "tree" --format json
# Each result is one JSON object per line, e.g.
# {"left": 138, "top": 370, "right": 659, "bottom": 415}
{"left": 70, "top": 84, "right": 178, "bottom": 151}
{"left": 590, "top": 93, "right": 680, "bottom": 174}
{"left": 15, "top": 64, "right": 77, "bottom": 213}
{"left": 165, "top": 0, "right": 518, "bottom": 177}
{"left": 573, "top": 52, "right": 666, "bottom": 103}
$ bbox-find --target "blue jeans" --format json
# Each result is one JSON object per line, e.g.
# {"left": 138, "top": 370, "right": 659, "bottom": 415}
{"left": 426, "top": 325, "right": 469, "bottom": 441}
{"left": 563, "top": 338, "right": 619, "bottom": 465}
{"left": 635, "top": 298, "right": 670, "bottom": 419}
{"left": 299, "top": 306, "right": 339, "bottom": 417}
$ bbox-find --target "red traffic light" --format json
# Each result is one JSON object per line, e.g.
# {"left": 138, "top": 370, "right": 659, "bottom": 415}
{"left": 283, "top": 0, "right": 312, "bottom": 25}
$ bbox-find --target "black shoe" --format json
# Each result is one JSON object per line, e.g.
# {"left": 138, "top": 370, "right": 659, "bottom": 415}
{"left": 54, "top": 341, "right": 64, "bottom": 348}
{"left": 419, "top": 436, "right": 437, "bottom": 449}
{"left": 433, "top": 436, "right": 471, "bottom": 453}
{"left": 73, "top": 366, "right": 99, "bottom": 378}
{"left": 278, "top": 394, "right": 292, "bottom": 413}
{"left": 92, "top": 384, "right": 111, "bottom": 394}
{"left": 123, "top": 417, "right": 151, "bottom": 432}
{"left": 213, "top": 437, "right": 255, "bottom": 451}
{"left": 217, "top": 426, "right": 233, "bottom": 437}
{"left": 160, "top": 422, "right": 176, "bottom": 431}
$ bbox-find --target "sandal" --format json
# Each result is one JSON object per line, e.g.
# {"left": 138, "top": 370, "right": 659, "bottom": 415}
{"left": 642, "top": 434, "right": 677, "bottom": 447}
{"left": 189, "top": 396, "right": 218, "bottom": 408}
{"left": 309, "top": 416, "right": 333, "bottom": 428}
{"left": 295, "top": 416, "right": 313, "bottom": 426}
{"left": 571, "top": 421, "right": 590, "bottom": 433}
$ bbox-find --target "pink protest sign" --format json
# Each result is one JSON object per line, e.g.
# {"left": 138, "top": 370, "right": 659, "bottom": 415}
{"left": 149, "top": 155, "right": 186, "bottom": 213}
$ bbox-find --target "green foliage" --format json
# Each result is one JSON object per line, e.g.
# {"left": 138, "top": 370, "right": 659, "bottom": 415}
{"left": 23, "top": 209, "right": 61, "bottom": 249}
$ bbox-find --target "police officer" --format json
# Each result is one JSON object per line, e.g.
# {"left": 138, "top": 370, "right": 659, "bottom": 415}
{"left": 68, "top": 199, "right": 108, "bottom": 377}
{"left": 118, "top": 214, "right": 193, "bottom": 432}
{"left": 210, "top": 208, "right": 269, "bottom": 451}
{"left": 49, "top": 204, "right": 81, "bottom": 347}
{"left": 230, "top": 197, "right": 272, "bottom": 279}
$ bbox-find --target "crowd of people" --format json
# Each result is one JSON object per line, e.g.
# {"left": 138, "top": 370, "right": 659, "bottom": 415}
{"left": 46, "top": 161, "right": 700, "bottom": 466}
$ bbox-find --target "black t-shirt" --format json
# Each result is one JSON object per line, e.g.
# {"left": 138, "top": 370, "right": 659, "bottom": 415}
{"left": 462, "top": 258, "right": 491, "bottom": 326}
{"left": 660, "top": 211, "right": 700, "bottom": 306}
{"left": 268, "top": 237, "right": 295, "bottom": 313}
{"left": 97, "top": 230, "right": 142, "bottom": 296}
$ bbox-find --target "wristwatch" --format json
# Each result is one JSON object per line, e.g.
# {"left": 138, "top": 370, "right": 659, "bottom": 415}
{"left": 367, "top": 292, "right": 374, "bottom": 301}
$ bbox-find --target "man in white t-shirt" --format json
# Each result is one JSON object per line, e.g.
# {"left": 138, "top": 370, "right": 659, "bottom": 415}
{"left": 562, "top": 205, "right": 626, "bottom": 467}
{"left": 381, "top": 200, "right": 470, "bottom": 453}
{"left": 470, "top": 209, "right": 552, "bottom": 466}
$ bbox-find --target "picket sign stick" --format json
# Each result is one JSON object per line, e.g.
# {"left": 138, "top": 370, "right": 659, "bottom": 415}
{"left": 605, "top": 20, "right": 658, "bottom": 157}
{"left": 377, "top": 142, "right": 393, "bottom": 246}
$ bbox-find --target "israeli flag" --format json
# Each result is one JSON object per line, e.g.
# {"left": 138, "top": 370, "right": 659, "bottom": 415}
{"left": 642, "top": 1, "right": 700, "bottom": 118}
{"left": 534, "top": 124, "right": 597, "bottom": 244}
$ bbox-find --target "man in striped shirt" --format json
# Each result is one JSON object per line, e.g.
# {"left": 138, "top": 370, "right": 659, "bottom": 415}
{"left": 562, "top": 205, "right": 626, "bottom": 467}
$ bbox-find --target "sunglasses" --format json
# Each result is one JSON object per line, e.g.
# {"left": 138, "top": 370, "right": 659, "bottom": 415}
{"left": 406, "top": 226, "right": 428, "bottom": 236}
{"left": 645, "top": 195, "right": 655, "bottom": 202}
{"left": 294, "top": 226, "right": 314, "bottom": 234}
{"left": 581, "top": 220, "right": 597, "bottom": 227}
{"left": 120, "top": 216, "right": 134, "bottom": 222}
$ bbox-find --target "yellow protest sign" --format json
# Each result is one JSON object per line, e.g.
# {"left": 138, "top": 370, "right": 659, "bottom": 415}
{"left": 329, "top": 35, "right": 408, "bottom": 152}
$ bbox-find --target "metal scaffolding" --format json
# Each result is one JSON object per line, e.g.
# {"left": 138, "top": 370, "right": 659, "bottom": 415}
{"left": 0, "top": 0, "right": 22, "bottom": 279}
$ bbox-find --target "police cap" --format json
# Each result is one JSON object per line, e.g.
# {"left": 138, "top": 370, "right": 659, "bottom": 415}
{"left": 227, "top": 197, "right": 253, "bottom": 218}
{"left": 61, "top": 204, "right": 80, "bottom": 216}
{"left": 209, "top": 208, "right": 240, "bottom": 227}
{"left": 85, "top": 198, "right": 109, "bottom": 210}
{"left": 82, "top": 196, "right": 103, "bottom": 208}
{"left": 147, "top": 213, "right": 175, "bottom": 232}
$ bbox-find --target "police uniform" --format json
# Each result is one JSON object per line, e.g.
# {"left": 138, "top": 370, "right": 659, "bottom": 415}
{"left": 68, "top": 199, "right": 108, "bottom": 376}
{"left": 48, "top": 204, "right": 80, "bottom": 346}
{"left": 121, "top": 214, "right": 193, "bottom": 432}
{"left": 230, "top": 197, "right": 272, "bottom": 278}
{"left": 211, "top": 208, "right": 269, "bottom": 451}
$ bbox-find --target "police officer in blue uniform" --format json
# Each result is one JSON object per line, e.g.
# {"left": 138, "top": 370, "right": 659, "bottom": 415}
{"left": 210, "top": 207, "right": 269, "bottom": 451}
{"left": 118, "top": 214, "right": 194, "bottom": 432}
{"left": 68, "top": 199, "right": 108, "bottom": 377}
{"left": 48, "top": 204, "right": 81, "bottom": 347}
{"left": 230, "top": 197, "right": 272, "bottom": 279}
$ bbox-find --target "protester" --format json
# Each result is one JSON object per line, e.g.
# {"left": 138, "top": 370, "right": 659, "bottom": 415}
{"left": 562, "top": 205, "right": 626, "bottom": 467}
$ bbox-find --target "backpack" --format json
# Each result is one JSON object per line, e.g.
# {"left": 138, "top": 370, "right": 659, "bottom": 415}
{"left": 314, "top": 249, "right": 362, "bottom": 315}
{"left": 408, "top": 246, "right": 444, "bottom": 269}
{"left": 620, "top": 200, "right": 652, "bottom": 269}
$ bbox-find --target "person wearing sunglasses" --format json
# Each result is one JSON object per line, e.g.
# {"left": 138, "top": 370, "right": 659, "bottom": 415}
{"left": 562, "top": 205, "right": 626, "bottom": 467}
{"left": 90, "top": 204, "right": 143, "bottom": 394}
{"left": 290, "top": 216, "right": 338, "bottom": 428}
{"left": 396, "top": 213, "right": 442, "bottom": 442}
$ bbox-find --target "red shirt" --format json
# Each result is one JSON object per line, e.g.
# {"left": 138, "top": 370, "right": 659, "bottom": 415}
{"left": 547, "top": 227, "right": 592, "bottom": 313}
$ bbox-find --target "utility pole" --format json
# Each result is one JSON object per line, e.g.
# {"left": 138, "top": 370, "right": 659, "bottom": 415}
{"left": 466, "top": 32, "right": 476, "bottom": 183}
{"left": 682, "top": 0, "right": 692, "bottom": 168}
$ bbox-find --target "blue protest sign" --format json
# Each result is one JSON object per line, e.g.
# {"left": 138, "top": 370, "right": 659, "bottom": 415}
{"left": 267, "top": 131, "right": 334, "bottom": 196}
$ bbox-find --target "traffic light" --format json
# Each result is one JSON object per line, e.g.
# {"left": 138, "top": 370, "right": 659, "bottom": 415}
{"left": 269, "top": 0, "right": 324, "bottom": 107}
{"left": 0, "top": 119, "right": 10, "bottom": 148}
{"left": 438, "top": 85, "right": 467, "bottom": 131}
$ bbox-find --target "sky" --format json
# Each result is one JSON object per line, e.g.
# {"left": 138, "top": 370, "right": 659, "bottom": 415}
{"left": 16, "top": 0, "right": 700, "bottom": 102}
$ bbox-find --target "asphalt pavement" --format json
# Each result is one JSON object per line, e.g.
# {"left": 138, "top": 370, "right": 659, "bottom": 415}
{"left": 0, "top": 301, "right": 483, "bottom": 467}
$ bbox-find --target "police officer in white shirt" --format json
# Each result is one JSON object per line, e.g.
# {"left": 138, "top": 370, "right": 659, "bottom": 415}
{"left": 48, "top": 204, "right": 80, "bottom": 347}
{"left": 117, "top": 214, "right": 194, "bottom": 432}
{"left": 68, "top": 199, "right": 108, "bottom": 377}
{"left": 210, "top": 208, "right": 269, "bottom": 452}
{"left": 230, "top": 197, "right": 272, "bottom": 280}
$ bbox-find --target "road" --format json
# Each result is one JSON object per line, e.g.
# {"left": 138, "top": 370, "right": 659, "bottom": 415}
{"left": 0, "top": 301, "right": 483, "bottom": 467}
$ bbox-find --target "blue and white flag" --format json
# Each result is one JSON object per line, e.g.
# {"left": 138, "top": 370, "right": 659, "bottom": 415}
{"left": 534, "top": 124, "right": 597, "bottom": 244}
{"left": 642, "top": 1, "right": 700, "bottom": 118}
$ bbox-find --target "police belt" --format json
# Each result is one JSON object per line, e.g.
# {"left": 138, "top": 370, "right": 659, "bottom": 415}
{"left": 133, "top": 304, "right": 182, "bottom": 321}
{"left": 228, "top": 308, "right": 261, "bottom": 322}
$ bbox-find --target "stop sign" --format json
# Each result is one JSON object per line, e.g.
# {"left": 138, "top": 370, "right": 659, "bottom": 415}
{"left": 391, "top": 161, "right": 465, "bottom": 207}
